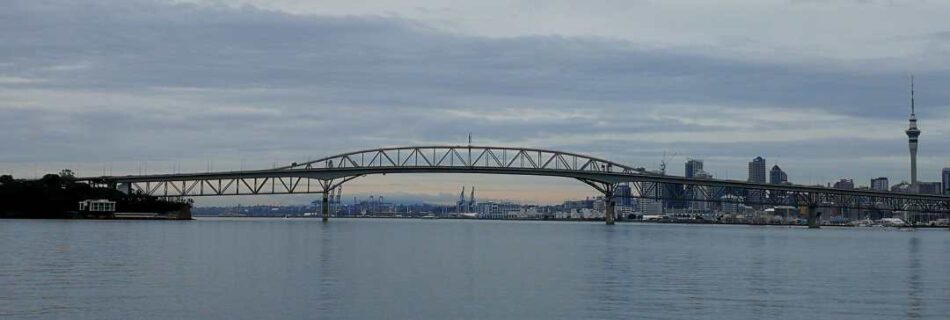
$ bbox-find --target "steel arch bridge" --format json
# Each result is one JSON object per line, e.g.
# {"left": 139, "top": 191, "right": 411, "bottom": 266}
{"left": 80, "top": 145, "right": 950, "bottom": 225}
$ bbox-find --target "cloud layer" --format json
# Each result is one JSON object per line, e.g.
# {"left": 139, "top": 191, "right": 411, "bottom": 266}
{"left": 2, "top": 0, "right": 948, "bottom": 204}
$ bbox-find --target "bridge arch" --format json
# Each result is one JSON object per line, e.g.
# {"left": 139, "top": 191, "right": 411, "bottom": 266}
{"left": 279, "top": 145, "right": 645, "bottom": 176}
{"left": 277, "top": 146, "right": 645, "bottom": 225}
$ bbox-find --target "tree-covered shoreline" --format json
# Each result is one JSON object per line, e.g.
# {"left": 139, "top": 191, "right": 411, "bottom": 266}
{"left": 0, "top": 170, "right": 189, "bottom": 219}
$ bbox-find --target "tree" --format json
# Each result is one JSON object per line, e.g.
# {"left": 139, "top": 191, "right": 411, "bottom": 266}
{"left": 59, "top": 169, "right": 75, "bottom": 180}
{"left": 41, "top": 174, "right": 63, "bottom": 187}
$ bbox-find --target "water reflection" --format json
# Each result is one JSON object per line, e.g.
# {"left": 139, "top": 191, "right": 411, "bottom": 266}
{"left": 585, "top": 226, "right": 629, "bottom": 317}
{"left": 747, "top": 231, "right": 770, "bottom": 318}
{"left": 906, "top": 235, "right": 922, "bottom": 319}
{"left": 1, "top": 219, "right": 948, "bottom": 320}
{"left": 316, "top": 222, "right": 340, "bottom": 315}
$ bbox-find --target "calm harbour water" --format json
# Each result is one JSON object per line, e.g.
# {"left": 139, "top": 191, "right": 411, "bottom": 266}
{"left": 1, "top": 218, "right": 949, "bottom": 319}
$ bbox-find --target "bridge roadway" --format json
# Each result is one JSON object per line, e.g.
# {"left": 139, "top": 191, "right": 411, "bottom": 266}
{"left": 79, "top": 145, "right": 950, "bottom": 226}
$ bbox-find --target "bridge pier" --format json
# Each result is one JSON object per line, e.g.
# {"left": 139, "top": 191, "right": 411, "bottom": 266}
{"left": 599, "top": 182, "right": 617, "bottom": 225}
{"left": 605, "top": 195, "right": 616, "bottom": 225}
{"left": 577, "top": 179, "right": 617, "bottom": 225}
{"left": 806, "top": 205, "right": 820, "bottom": 229}
{"left": 321, "top": 191, "right": 329, "bottom": 222}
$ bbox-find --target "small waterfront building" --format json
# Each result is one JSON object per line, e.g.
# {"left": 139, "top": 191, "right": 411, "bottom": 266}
{"left": 768, "top": 206, "right": 798, "bottom": 223}
{"left": 572, "top": 208, "right": 596, "bottom": 219}
{"left": 78, "top": 199, "right": 116, "bottom": 213}
{"left": 639, "top": 198, "right": 664, "bottom": 215}
{"left": 475, "top": 201, "right": 521, "bottom": 219}
{"left": 616, "top": 205, "right": 636, "bottom": 219}
{"left": 593, "top": 196, "right": 605, "bottom": 213}
{"left": 518, "top": 206, "right": 541, "bottom": 219}
{"left": 638, "top": 181, "right": 665, "bottom": 215}
{"left": 720, "top": 195, "right": 743, "bottom": 214}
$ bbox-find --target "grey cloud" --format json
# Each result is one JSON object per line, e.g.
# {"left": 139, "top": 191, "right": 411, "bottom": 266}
{"left": 4, "top": 0, "right": 949, "bottom": 117}
{"left": 2, "top": 0, "right": 948, "bottom": 188}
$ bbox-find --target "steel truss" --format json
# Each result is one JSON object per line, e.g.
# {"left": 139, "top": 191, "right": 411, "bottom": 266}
{"left": 281, "top": 145, "right": 643, "bottom": 174}
{"left": 113, "top": 177, "right": 325, "bottom": 197}
{"left": 78, "top": 145, "right": 950, "bottom": 215}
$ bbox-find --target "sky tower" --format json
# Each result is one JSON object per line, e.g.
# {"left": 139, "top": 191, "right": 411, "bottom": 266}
{"left": 905, "top": 77, "right": 921, "bottom": 192}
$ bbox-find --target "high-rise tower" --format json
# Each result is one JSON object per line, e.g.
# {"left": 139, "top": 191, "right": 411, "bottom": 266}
{"left": 769, "top": 165, "right": 787, "bottom": 184}
{"left": 685, "top": 159, "right": 703, "bottom": 179}
{"left": 747, "top": 156, "right": 766, "bottom": 206}
{"left": 942, "top": 168, "right": 950, "bottom": 195}
{"left": 905, "top": 77, "right": 921, "bottom": 192}
{"left": 748, "top": 157, "right": 766, "bottom": 183}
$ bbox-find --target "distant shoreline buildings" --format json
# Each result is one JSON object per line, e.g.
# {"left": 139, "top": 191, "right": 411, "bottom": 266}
{"left": 197, "top": 80, "right": 948, "bottom": 225}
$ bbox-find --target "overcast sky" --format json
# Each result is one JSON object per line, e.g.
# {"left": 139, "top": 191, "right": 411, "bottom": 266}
{"left": 2, "top": 0, "right": 949, "bottom": 205}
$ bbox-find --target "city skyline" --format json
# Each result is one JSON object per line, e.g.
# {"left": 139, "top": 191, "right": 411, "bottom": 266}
{"left": 2, "top": 0, "right": 950, "bottom": 206}
{"left": 4, "top": 3, "right": 950, "bottom": 320}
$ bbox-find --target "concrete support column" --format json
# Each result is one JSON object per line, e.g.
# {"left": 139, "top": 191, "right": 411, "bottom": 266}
{"left": 806, "top": 205, "right": 820, "bottom": 229}
{"left": 605, "top": 195, "right": 616, "bottom": 225}
{"left": 322, "top": 191, "right": 330, "bottom": 222}
{"left": 576, "top": 178, "right": 616, "bottom": 225}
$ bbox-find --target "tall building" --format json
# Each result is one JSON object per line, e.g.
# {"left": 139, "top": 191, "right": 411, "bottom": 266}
{"left": 918, "top": 182, "right": 942, "bottom": 195}
{"left": 665, "top": 183, "right": 688, "bottom": 209}
{"left": 905, "top": 77, "right": 921, "bottom": 192}
{"left": 614, "top": 183, "right": 632, "bottom": 206}
{"left": 748, "top": 157, "right": 766, "bottom": 183}
{"left": 747, "top": 157, "right": 766, "bottom": 206}
{"left": 943, "top": 168, "right": 950, "bottom": 195}
{"left": 833, "top": 179, "right": 855, "bottom": 190}
{"left": 638, "top": 181, "right": 664, "bottom": 215}
{"left": 690, "top": 171, "right": 714, "bottom": 212}
{"left": 685, "top": 159, "right": 704, "bottom": 179}
{"left": 720, "top": 195, "right": 744, "bottom": 214}
{"left": 769, "top": 165, "right": 787, "bottom": 184}
{"left": 684, "top": 160, "right": 706, "bottom": 212}
{"left": 871, "top": 177, "right": 889, "bottom": 191}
